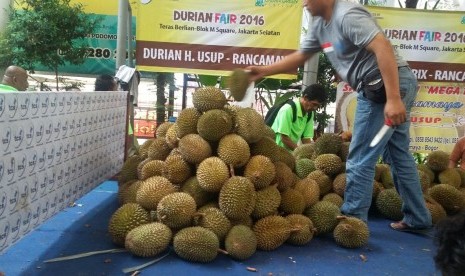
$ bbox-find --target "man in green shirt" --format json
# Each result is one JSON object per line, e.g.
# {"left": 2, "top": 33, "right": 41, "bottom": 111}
{"left": 0, "top": 65, "right": 29, "bottom": 92}
{"left": 272, "top": 84, "right": 326, "bottom": 151}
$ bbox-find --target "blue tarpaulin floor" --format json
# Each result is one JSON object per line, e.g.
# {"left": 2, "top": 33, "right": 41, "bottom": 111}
{"left": 0, "top": 181, "right": 439, "bottom": 276}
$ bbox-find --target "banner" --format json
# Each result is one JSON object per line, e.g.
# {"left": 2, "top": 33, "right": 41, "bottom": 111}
{"left": 372, "top": 6, "right": 465, "bottom": 80}
{"left": 135, "top": 0, "right": 303, "bottom": 77}
{"left": 335, "top": 7, "right": 465, "bottom": 153}
{"left": 31, "top": 0, "right": 136, "bottom": 75}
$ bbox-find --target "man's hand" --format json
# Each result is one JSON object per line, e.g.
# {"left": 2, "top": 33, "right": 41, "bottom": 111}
{"left": 245, "top": 51, "right": 311, "bottom": 83}
{"left": 245, "top": 65, "right": 268, "bottom": 82}
{"left": 384, "top": 98, "right": 406, "bottom": 126}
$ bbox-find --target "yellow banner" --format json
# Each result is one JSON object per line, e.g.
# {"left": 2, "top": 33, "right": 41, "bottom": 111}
{"left": 71, "top": 0, "right": 118, "bottom": 15}
{"left": 135, "top": 0, "right": 303, "bottom": 76}
{"left": 409, "top": 82, "right": 464, "bottom": 153}
{"left": 370, "top": 6, "right": 465, "bottom": 83}
{"left": 335, "top": 7, "right": 465, "bottom": 153}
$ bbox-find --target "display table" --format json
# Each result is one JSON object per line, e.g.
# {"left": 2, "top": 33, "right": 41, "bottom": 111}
{"left": 0, "top": 181, "right": 438, "bottom": 275}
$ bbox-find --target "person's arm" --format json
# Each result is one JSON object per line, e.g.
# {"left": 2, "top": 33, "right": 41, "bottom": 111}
{"left": 246, "top": 51, "right": 312, "bottom": 82}
{"left": 449, "top": 138, "right": 463, "bottom": 168}
{"left": 365, "top": 33, "right": 406, "bottom": 126}
{"left": 301, "top": 138, "right": 312, "bottom": 144}
{"left": 280, "top": 134, "right": 298, "bottom": 151}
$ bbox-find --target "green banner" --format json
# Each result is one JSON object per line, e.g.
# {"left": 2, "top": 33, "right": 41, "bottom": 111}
{"left": 34, "top": 14, "right": 136, "bottom": 75}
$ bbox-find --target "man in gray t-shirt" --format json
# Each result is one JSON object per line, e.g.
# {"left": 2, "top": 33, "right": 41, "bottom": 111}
{"left": 247, "top": 0, "right": 431, "bottom": 233}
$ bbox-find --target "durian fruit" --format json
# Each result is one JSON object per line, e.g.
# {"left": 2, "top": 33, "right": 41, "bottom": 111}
{"left": 224, "top": 225, "right": 257, "bottom": 260}
{"left": 125, "top": 222, "right": 172, "bottom": 257}
{"left": 155, "top": 122, "right": 174, "bottom": 138}
{"left": 178, "top": 134, "right": 212, "bottom": 165}
{"left": 253, "top": 215, "right": 292, "bottom": 251}
{"left": 197, "top": 109, "right": 233, "bottom": 141}
{"left": 380, "top": 168, "right": 394, "bottom": 189}
{"left": 374, "top": 163, "right": 390, "bottom": 182}
{"left": 165, "top": 124, "right": 179, "bottom": 148}
{"left": 219, "top": 176, "right": 256, "bottom": 220}
{"left": 228, "top": 68, "right": 250, "bottom": 101}
{"left": 286, "top": 214, "right": 316, "bottom": 246}
{"left": 455, "top": 168, "right": 465, "bottom": 187}
{"left": 428, "top": 184, "right": 465, "bottom": 215}
{"left": 181, "top": 176, "right": 217, "bottom": 207}
{"left": 252, "top": 185, "right": 281, "bottom": 219}
{"left": 332, "top": 173, "right": 346, "bottom": 197}
{"left": 314, "top": 154, "right": 343, "bottom": 175}
{"left": 314, "top": 133, "right": 343, "bottom": 155}
{"left": 426, "top": 150, "right": 450, "bottom": 172}
{"left": 223, "top": 104, "right": 240, "bottom": 128}
{"left": 147, "top": 137, "right": 171, "bottom": 161}
{"left": 176, "top": 107, "right": 202, "bottom": 138}
{"left": 138, "top": 139, "right": 155, "bottom": 159}
{"left": 157, "top": 192, "right": 197, "bottom": 229}
{"left": 118, "top": 180, "right": 140, "bottom": 205}
{"left": 229, "top": 216, "right": 254, "bottom": 228}
{"left": 333, "top": 216, "right": 369, "bottom": 248}
{"left": 307, "top": 170, "right": 332, "bottom": 196}
{"left": 417, "top": 169, "right": 432, "bottom": 193}
{"left": 372, "top": 180, "right": 383, "bottom": 201}
{"left": 273, "top": 161, "right": 295, "bottom": 192}
{"left": 244, "top": 155, "right": 276, "bottom": 190}
{"left": 108, "top": 203, "right": 151, "bottom": 246}
{"left": 275, "top": 146, "right": 296, "bottom": 171}
{"left": 173, "top": 226, "right": 220, "bottom": 263}
{"left": 417, "top": 163, "right": 436, "bottom": 184}
{"left": 304, "top": 201, "right": 341, "bottom": 235}
{"left": 118, "top": 155, "right": 144, "bottom": 185}
{"left": 424, "top": 196, "right": 447, "bottom": 224}
{"left": 322, "top": 193, "right": 344, "bottom": 208}
{"left": 163, "top": 153, "right": 192, "bottom": 184}
{"left": 138, "top": 160, "right": 166, "bottom": 180}
{"left": 337, "top": 141, "right": 350, "bottom": 162}
{"left": 198, "top": 201, "right": 220, "bottom": 212}
{"left": 234, "top": 107, "right": 265, "bottom": 144}
{"left": 192, "top": 86, "right": 227, "bottom": 112}
{"left": 263, "top": 125, "right": 276, "bottom": 140}
{"left": 279, "top": 188, "right": 306, "bottom": 215}
{"left": 196, "top": 157, "right": 230, "bottom": 193}
{"left": 136, "top": 176, "right": 178, "bottom": 210}
{"left": 438, "top": 168, "right": 462, "bottom": 188}
{"left": 375, "top": 188, "right": 403, "bottom": 221}
{"left": 294, "top": 178, "right": 320, "bottom": 208}
{"left": 293, "top": 143, "right": 315, "bottom": 160}
{"left": 217, "top": 134, "right": 251, "bottom": 169}
{"left": 136, "top": 158, "right": 152, "bottom": 178}
{"left": 295, "top": 158, "right": 316, "bottom": 179}
{"left": 250, "top": 136, "right": 280, "bottom": 162}
{"left": 193, "top": 207, "right": 232, "bottom": 242}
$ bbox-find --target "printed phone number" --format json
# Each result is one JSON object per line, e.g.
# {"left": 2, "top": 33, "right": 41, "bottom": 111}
{"left": 84, "top": 48, "right": 133, "bottom": 59}
{"left": 411, "top": 136, "right": 459, "bottom": 143}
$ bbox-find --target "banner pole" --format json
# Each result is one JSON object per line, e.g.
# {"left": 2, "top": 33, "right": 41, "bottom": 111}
{"left": 116, "top": 0, "right": 129, "bottom": 71}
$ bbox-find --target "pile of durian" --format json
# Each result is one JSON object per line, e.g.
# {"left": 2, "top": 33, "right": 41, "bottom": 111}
{"left": 110, "top": 86, "right": 465, "bottom": 263}
{"left": 295, "top": 140, "right": 465, "bottom": 225}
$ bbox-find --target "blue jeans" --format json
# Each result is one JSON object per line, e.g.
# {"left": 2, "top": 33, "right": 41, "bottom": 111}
{"left": 341, "top": 66, "right": 432, "bottom": 227}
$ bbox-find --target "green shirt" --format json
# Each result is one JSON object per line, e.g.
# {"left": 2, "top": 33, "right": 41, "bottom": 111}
{"left": 0, "top": 84, "right": 18, "bottom": 92}
{"left": 271, "top": 98, "right": 314, "bottom": 151}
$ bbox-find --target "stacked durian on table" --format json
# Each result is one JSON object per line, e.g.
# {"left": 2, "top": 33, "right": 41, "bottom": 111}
{"left": 110, "top": 86, "right": 465, "bottom": 263}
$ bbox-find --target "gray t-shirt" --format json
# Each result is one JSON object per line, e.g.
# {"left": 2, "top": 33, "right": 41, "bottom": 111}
{"left": 300, "top": 0, "right": 408, "bottom": 89}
